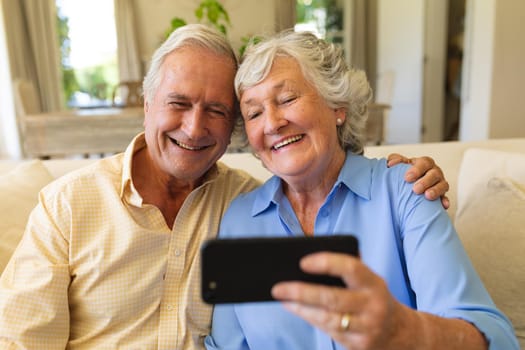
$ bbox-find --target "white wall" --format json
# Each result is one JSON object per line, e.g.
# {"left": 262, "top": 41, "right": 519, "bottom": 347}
{"left": 378, "top": 0, "right": 525, "bottom": 144}
{"left": 134, "top": 0, "right": 278, "bottom": 66}
{"left": 377, "top": 0, "right": 425, "bottom": 144}
{"left": 458, "top": 0, "right": 495, "bottom": 140}
{"left": 421, "top": 0, "right": 447, "bottom": 142}
{"left": 2, "top": 0, "right": 522, "bottom": 158}
{"left": 488, "top": 0, "right": 525, "bottom": 138}
{"left": 89, "top": 0, "right": 525, "bottom": 143}
{"left": 459, "top": 0, "right": 525, "bottom": 140}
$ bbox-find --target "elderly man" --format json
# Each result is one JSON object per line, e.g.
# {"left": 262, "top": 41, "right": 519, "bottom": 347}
{"left": 0, "top": 24, "right": 448, "bottom": 349}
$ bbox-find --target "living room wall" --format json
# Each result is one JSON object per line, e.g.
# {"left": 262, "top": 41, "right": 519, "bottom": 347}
{"left": 0, "top": 0, "right": 291, "bottom": 159}
{"left": 1, "top": 0, "right": 523, "bottom": 158}
{"left": 459, "top": 0, "right": 525, "bottom": 140}
{"left": 482, "top": 0, "right": 525, "bottom": 139}
{"left": 133, "top": 0, "right": 284, "bottom": 70}
{"left": 90, "top": 0, "right": 525, "bottom": 143}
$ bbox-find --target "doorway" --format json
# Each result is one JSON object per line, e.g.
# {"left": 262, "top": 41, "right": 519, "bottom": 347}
{"left": 443, "top": 0, "right": 466, "bottom": 141}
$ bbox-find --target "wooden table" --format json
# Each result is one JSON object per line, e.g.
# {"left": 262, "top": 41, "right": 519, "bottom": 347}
{"left": 22, "top": 104, "right": 388, "bottom": 157}
{"left": 23, "top": 107, "right": 144, "bottom": 158}
{"left": 366, "top": 103, "right": 390, "bottom": 145}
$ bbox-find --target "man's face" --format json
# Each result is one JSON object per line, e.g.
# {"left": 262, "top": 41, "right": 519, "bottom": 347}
{"left": 143, "top": 46, "right": 237, "bottom": 184}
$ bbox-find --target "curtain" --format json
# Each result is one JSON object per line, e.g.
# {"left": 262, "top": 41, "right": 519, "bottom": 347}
{"left": 350, "top": 0, "right": 377, "bottom": 94}
{"left": 114, "top": 0, "right": 142, "bottom": 82}
{"left": 274, "top": 0, "right": 295, "bottom": 32}
{"left": 2, "top": 0, "right": 63, "bottom": 112}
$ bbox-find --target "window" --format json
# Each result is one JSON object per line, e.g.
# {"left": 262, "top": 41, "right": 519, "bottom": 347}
{"left": 55, "top": 0, "right": 118, "bottom": 108}
{"left": 295, "top": 0, "right": 344, "bottom": 42}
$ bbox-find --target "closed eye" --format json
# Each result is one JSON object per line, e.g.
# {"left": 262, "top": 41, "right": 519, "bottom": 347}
{"left": 169, "top": 101, "right": 190, "bottom": 109}
{"left": 209, "top": 108, "right": 228, "bottom": 118}
{"left": 207, "top": 103, "right": 231, "bottom": 119}
{"left": 243, "top": 108, "right": 262, "bottom": 120}
{"left": 247, "top": 112, "right": 261, "bottom": 120}
{"left": 280, "top": 95, "right": 297, "bottom": 105}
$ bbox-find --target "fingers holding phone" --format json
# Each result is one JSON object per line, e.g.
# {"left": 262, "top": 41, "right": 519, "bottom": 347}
{"left": 271, "top": 251, "right": 409, "bottom": 349}
{"left": 271, "top": 251, "right": 366, "bottom": 324}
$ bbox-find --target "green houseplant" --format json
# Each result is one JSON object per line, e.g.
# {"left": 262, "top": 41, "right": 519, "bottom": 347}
{"left": 164, "top": 0, "right": 260, "bottom": 57}
{"left": 165, "top": 0, "right": 231, "bottom": 38}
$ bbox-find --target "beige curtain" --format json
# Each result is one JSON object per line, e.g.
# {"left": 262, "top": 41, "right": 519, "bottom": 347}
{"left": 275, "top": 0, "right": 295, "bottom": 32}
{"left": 114, "top": 0, "right": 142, "bottom": 82}
{"left": 350, "top": 0, "right": 377, "bottom": 93}
{"left": 2, "top": 0, "right": 63, "bottom": 112}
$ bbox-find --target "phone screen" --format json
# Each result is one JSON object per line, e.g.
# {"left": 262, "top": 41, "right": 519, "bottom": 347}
{"left": 201, "top": 235, "right": 359, "bottom": 304}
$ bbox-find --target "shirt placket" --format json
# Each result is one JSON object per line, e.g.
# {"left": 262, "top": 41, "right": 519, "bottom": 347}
{"left": 158, "top": 231, "right": 186, "bottom": 349}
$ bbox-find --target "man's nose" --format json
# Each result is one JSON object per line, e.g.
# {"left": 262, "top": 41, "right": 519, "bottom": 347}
{"left": 182, "top": 108, "right": 208, "bottom": 139}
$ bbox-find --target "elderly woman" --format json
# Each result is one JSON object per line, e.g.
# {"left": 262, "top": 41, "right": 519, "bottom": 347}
{"left": 204, "top": 30, "right": 519, "bottom": 350}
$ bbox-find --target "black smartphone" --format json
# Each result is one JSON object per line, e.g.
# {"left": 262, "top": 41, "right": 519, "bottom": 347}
{"left": 201, "top": 234, "right": 359, "bottom": 304}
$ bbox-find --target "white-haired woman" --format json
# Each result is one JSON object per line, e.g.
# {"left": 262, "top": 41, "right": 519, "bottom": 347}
{"left": 205, "top": 30, "right": 519, "bottom": 350}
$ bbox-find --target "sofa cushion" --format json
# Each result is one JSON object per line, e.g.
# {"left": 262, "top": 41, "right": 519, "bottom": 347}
{"left": 455, "top": 148, "right": 525, "bottom": 346}
{"left": 0, "top": 160, "right": 54, "bottom": 273}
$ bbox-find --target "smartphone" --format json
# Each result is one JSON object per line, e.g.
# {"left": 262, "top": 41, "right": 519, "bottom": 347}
{"left": 201, "top": 234, "right": 359, "bottom": 304}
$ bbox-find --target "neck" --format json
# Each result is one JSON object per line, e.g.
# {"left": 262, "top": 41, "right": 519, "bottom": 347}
{"left": 131, "top": 148, "right": 202, "bottom": 229}
{"left": 284, "top": 148, "right": 346, "bottom": 235}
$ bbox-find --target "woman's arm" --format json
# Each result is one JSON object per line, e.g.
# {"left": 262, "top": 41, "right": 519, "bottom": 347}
{"left": 270, "top": 168, "right": 518, "bottom": 350}
{"left": 271, "top": 252, "right": 509, "bottom": 349}
{"left": 205, "top": 304, "right": 250, "bottom": 350}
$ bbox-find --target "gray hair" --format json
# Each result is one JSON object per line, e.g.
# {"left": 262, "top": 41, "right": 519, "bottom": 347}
{"left": 143, "top": 24, "right": 238, "bottom": 106}
{"left": 235, "top": 30, "right": 372, "bottom": 154}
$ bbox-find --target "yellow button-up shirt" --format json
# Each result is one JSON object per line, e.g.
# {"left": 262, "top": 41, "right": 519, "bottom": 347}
{"left": 0, "top": 133, "right": 260, "bottom": 349}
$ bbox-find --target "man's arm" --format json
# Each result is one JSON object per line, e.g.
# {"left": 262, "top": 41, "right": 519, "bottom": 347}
{"left": 0, "top": 202, "right": 71, "bottom": 348}
{"left": 388, "top": 154, "right": 450, "bottom": 209}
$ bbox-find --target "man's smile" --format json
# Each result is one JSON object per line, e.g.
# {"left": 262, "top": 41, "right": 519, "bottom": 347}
{"left": 169, "top": 136, "right": 209, "bottom": 151}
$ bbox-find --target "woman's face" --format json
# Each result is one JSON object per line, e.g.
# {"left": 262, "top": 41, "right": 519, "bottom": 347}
{"left": 239, "top": 57, "right": 346, "bottom": 182}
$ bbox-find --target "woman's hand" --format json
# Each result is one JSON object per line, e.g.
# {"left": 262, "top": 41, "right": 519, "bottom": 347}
{"left": 271, "top": 252, "right": 416, "bottom": 350}
{"left": 387, "top": 154, "right": 450, "bottom": 209}
{"left": 271, "top": 252, "right": 487, "bottom": 350}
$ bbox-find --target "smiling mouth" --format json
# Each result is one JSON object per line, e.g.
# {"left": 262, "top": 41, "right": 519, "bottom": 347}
{"left": 170, "top": 137, "right": 208, "bottom": 151}
{"left": 272, "top": 135, "right": 304, "bottom": 150}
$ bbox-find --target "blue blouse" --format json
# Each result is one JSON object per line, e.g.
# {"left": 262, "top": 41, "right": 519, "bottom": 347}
{"left": 205, "top": 153, "right": 519, "bottom": 350}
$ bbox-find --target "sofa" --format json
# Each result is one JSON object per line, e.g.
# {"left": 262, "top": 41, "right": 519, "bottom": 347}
{"left": 1, "top": 137, "right": 524, "bottom": 346}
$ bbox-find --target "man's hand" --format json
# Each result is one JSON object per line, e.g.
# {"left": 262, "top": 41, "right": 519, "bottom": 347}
{"left": 387, "top": 153, "right": 450, "bottom": 209}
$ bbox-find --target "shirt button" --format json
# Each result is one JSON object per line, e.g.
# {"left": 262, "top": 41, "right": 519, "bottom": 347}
{"left": 175, "top": 249, "right": 182, "bottom": 256}
{"left": 166, "top": 304, "right": 174, "bottom": 311}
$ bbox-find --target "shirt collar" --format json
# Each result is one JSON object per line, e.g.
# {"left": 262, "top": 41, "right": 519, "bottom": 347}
{"left": 338, "top": 152, "right": 373, "bottom": 200}
{"left": 121, "top": 133, "right": 147, "bottom": 206}
{"left": 251, "top": 151, "right": 373, "bottom": 216}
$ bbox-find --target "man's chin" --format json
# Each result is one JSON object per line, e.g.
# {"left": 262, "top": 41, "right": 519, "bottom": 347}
{"left": 164, "top": 152, "right": 223, "bottom": 180}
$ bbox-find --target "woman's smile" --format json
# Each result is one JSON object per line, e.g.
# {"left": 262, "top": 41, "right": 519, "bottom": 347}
{"left": 271, "top": 134, "right": 304, "bottom": 151}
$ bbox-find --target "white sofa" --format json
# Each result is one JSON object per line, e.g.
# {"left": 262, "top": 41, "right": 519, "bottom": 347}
{"left": 1, "top": 138, "right": 524, "bottom": 346}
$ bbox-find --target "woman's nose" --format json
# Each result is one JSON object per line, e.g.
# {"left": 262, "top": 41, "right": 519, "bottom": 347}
{"left": 264, "top": 106, "right": 288, "bottom": 135}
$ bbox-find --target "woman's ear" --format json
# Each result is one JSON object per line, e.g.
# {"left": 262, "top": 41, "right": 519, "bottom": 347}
{"left": 334, "top": 107, "right": 346, "bottom": 124}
